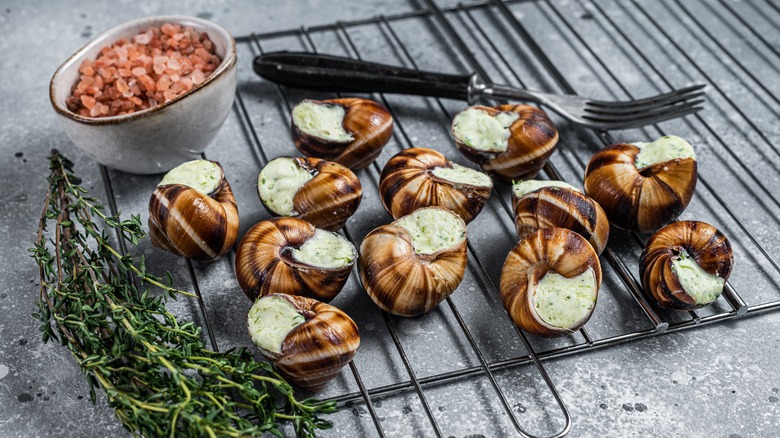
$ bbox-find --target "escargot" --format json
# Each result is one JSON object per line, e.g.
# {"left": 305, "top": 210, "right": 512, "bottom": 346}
{"left": 584, "top": 135, "right": 697, "bottom": 233}
{"left": 500, "top": 227, "right": 602, "bottom": 337}
{"left": 379, "top": 147, "right": 492, "bottom": 224}
{"left": 640, "top": 221, "right": 733, "bottom": 310}
{"left": 248, "top": 293, "right": 360, "bottom": 391}
{"left": 359, "top": 207, "right": 468, "bottom": 317}
{"left": 451, "top": 104, "right": 558, "bottom": 180}
{"left": 148, "top": 159, "right": 239, "bottom": 262}
{"left": 257, "top": 156, "right": 362, "bottom": 231}
{"left": 512, "top": 180, "right": 610, "bottom": 255}
{"left": 235, "top": 217, "right": 357, "bottom": 302}
{"left": 291, "top": 98, "right": 394, "bottom": 170}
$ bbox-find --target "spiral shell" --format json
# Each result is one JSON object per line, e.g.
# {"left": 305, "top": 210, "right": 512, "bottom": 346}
{"left": 359, "top": 207, "right": 468, "bottom": 317}
{"left": 248, "top": 293, "right": 360, "bottom": 391}
{"left": 258, "top": 157, "right": 362, "bottom": 231}
{"left": 513, "top": 186, "right": 610, "bottom": 255}
{"left": 379, "top": 147, "right": 492, "bottom": 224}
{"left": 452, "top": 104, "right": 558, "bottom": 180}
{"left": 500, "top": 227, "right": 602, "bottom": 337}
{"left": 148, "top": 161, "right": 239, "bottom": 262}
{"left": 640, "top": 221, "right": 733, "bottom": 310}
{"left": 292, "top": 98, "right": 394, "bottom": 170}
{"left": 235, "top": 217, "right": 356, "bottom": 302}
{"left": 584, "top": 142, "right": 697, "bottom": 233}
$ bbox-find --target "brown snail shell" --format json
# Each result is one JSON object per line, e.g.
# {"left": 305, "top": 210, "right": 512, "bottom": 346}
{"left": 500, "top": 227, "right": 602, "bottom": 337}
{"left": 291, "top": 98, "right": 394, "bottom": 170}
{"left": 248, "top": 293, "right": 360, "bottom": 391}
{"left": 148, "top": 160, "right": 239, "bottom": 262}
{"left": 584, "top": 142, "right": 697, "bottom": 233}
{"left": 379, "top": 147, "right": 492, "bottom": 224}
{"left": 513, "top": 185, "right": 610, "bottom": 255}
{"left": 235, "top": 217, "right": 356, "bottom": 302}
{"left": 640, "top": 221, "right": 733, "bottom": 310}
{"left": 258, "top": 157, "right": 362, "bottom": 231}
{"left": 358, "top": 207, "right": 468, "bottom": 317}
{"left": 452, "top": 104, "right": 559, "bottom": 180}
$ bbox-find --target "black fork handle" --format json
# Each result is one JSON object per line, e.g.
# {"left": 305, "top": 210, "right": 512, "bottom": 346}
{"left": 253, "top": 51, "right": 474, "bottom": 101}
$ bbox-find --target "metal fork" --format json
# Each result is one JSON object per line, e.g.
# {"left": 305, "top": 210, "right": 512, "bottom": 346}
{"left": 254, "top": 52, "right": 705, "bottom": 130}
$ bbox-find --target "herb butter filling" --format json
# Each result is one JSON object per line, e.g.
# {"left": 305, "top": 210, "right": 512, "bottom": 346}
{"left": 395, "top": 208, "right": 466, "bottom": 255}
{"left": 292, "top": 101, "right": 354, "bottom": 143}
{"left": 532, "top": 267, "right": 597, "bottom": 329}
{"left": 257, "top": 157, "right": 314, "bottom": 216}
{"left": 671, "top": 249, "right": 724, "bottom": 305}
{"left": 452, "top": 107, "right": 519, "bottom": 152}
{"left": 431, "top": 163, "right": 492, "bottom": 187}
{"left": 512, "top": 179, "right": 580, "bottom": 198}
{"left": 290, "top": 229, "right": 356, "bottom": 269}
{"left": 159, "top": 159, "right": 222, "bottom": 194}
{"left": 634, "top": 135, "right": 696, "bottom": 170}
{"left": 247, "top": 295, "right": 306, "bottom": 354}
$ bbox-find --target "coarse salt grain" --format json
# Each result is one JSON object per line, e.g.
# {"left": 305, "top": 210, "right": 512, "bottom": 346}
{"left": 66, "top": 22, "right": 221, "bottom": 117}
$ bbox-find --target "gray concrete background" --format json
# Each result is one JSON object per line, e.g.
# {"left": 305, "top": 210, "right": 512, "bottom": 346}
{"left": 1, "top": 0, "right": 779, "bottom": 437}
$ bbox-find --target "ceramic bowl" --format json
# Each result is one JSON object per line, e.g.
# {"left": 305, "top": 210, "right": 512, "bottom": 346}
{"left": 50, "top": 16, "right": 237, "bottom": 174}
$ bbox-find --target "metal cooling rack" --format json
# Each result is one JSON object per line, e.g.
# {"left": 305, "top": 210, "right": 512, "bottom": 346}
{"left": 99, "top": 0, "right": 780, "bottom": 436}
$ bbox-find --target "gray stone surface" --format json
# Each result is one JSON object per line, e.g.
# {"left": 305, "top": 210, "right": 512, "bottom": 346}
{"left": 1, "top": 0, "right": 779, "bottom": 437}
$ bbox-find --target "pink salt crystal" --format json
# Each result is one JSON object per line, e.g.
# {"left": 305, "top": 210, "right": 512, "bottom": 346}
{"left": 133, "top": 33, "right": 150, "bottom": 45}
{"left": 167, "top": 58, "right": 181, "bottom": 71}
{"left": 80, "top": 95, "right": 96, "bottom": 109}
{"left": 116, "top": 78, "right": 130, "bottom": 93}
{"left": 179, "top": 77, "right": 193, "bottom": 91}
{"left": 156, "top": 75, "right": 171, "bottom": 91}
{"left": 131, "top": 67, "right": 146, "bottom": 76}
{"left": 163, "top": 90, "right": 176, "bottom": 101}
{"left": 190, "top": 69, "right": 205, "bottom": 85}
{"left": 161, "top": 23, "right": 178, "bottom": 36}
{"left": 118, "top": 68, "right": 132, "bottom": 77}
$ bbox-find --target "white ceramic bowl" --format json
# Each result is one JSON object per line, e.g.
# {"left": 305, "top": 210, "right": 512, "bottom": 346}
{"left": 50, "top": 16, "right": 237, "bottom": 174}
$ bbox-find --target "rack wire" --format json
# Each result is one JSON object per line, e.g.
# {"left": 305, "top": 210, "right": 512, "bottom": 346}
{"left": 100, "top": 0, "right": 780, "bottom": 436}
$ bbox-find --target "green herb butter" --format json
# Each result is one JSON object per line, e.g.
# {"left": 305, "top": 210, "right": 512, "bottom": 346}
{"left": 290, "top": 229, "right": 356, "bottom": 269}
{"left": 292, "top": 101, "right": 354, "bottom": 142}
{"left": 430, "top": 163, "right": 492, "bottom": 187}
{"left": 634, "top": 135, "right": 696, "bottom": 170}
{"left": 532, "top": 267, "right": 597, "bottom": 329}
{"left": 248, "top": 296, "right": 306, "bottom": 354}
{"left": 395, "top": 208, "right": 466, "bottom": 254}
{"left": 159, "top": 159, "right": 222, "bottom": 194}
{"left": 257, "top": 157, "right": 314, "bottom": 216}
{"left": 452, "top": 107, "right": 519, "bottom": 152}
{"left": 512, "top": 179, "right": 580, "bottom": 198}
{"left": 671, "top": 249, "right": 724, "bottom": 305}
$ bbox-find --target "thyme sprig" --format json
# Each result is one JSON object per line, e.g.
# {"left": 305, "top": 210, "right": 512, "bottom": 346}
{"left": 31, "top": 150, "right": 336, "bottom": 437}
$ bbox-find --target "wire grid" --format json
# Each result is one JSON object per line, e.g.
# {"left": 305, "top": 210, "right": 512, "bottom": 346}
{"left": 99, "top": 0, "right": 780, "bottom": 436}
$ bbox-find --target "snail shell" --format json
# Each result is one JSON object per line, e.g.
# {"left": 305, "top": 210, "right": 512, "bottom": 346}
{"left": 500, "top": 227, "right": 602, "bottom": 337}
{"left": 359, "top": 207, "right": 468, "bottom": 317}
{"left": 291, "top": 98, "right": 394, "bottom": 170}
{"left": 148, "top": 160, "right": 239, "bottom": 262}
{"left": 584, "top": 137, "right": 697, "bottom": 233}
{"left": 235, "top": 217, "right": 356, "bottom": 302}
{"left": 379, "top": 147, "right": 493, "bottom": 224}
{"left": 248, "top": 293, "right": 360, "bottom": 391}
{"left": 452, "top": 104, "right": 559, "bottom": 180}
{"left": 512, "top": 183, "right": 610, "bottom": 255}
{"left": 257, "top": 156, "right": 362, "bottom": 231}
{"left": 640, "top": 221, "right": 733, "bottom": 310}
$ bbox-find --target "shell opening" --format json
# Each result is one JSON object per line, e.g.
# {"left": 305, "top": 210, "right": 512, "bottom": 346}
{"left": 292, "top": 100, "right": 354, "bottom": 143}
{"left": 512, "top": 179, "right": 580, "bottom": 198}
{"left": 158, "top": 159, "right": 222, "bottom": 194}
{"left": 671, "top": 249, "right": 724, "bottom": 305}
{"left": 248, "top": 295, "right": 306, "bottom": 354}
{"left": 531, "top": 267, "right": 597, "bottom": 330}
{"left": 430, "top": 163, "right": 492, "bottom": 187}
{"left": 452, "top": 107, "right": 518, "bottom": 152}
{"left": 395, "top": 208, "right": 466, "bottom": 255}
{"left": 290, "top": 229, "right": 356, "bottom": 269}
{"left": 258, "top": 157, "right": 315, "bottom": 216}
{"left": 634, "top": 135, "right": 696, "bottom": 170}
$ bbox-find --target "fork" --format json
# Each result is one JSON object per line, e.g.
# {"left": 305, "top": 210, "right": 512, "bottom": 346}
{"left": 254, "top": 52, "right": 705, "bottom": 130}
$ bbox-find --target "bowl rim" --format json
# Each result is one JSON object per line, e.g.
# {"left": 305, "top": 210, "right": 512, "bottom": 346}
{"left": 49, "top": 15, "right": 237, "bottom": 126}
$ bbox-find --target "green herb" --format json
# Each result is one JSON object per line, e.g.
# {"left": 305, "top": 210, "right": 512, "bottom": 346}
{"left": 31, "top": 150, "right": 336, "bottom": 437}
